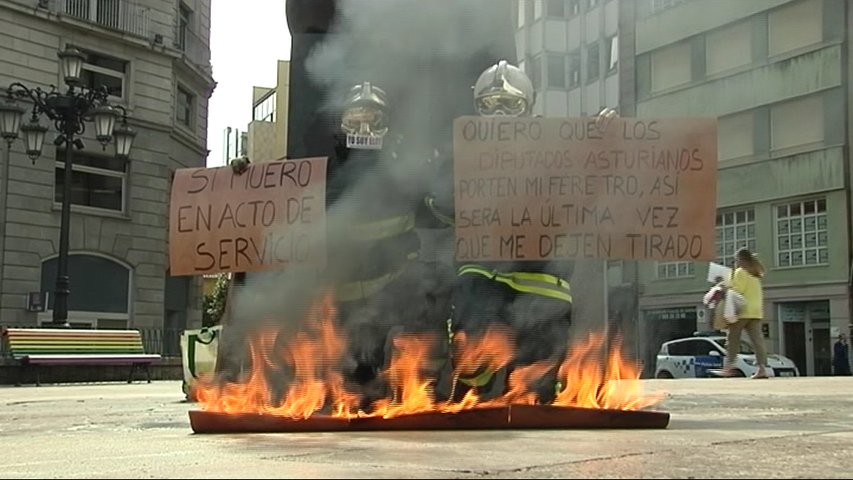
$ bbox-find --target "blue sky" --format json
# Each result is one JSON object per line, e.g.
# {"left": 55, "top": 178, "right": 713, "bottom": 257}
{"left": 207, "top": 0, "right": 291, "bottom": 167}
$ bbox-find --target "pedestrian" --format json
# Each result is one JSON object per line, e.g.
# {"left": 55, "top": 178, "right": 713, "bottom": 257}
{"left": 721, "top": 248, "right": 769, "bottom": 379}
{"left": 833, "top": 334, "right": 851, "bottom": 376}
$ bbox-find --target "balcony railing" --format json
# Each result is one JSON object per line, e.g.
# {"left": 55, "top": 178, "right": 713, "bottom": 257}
{"left": 49, "top": 0, "right": 151, "bottom": 38}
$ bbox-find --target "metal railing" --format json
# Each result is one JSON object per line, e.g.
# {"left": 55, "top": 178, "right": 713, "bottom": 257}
{"left": 50, "top": 0, "right": 151, "bottom": 38}
{"left": 140, "top": 327, "right": 183, "bottom": 358}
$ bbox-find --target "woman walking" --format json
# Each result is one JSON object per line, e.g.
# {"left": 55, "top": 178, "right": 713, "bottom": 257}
{"left": 722, "top": 247, "right": 769, "bottom": 379}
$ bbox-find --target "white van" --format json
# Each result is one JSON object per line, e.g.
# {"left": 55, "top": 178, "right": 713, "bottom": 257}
{"left": 655, "top": 333, "right": 799, "bottom": 378}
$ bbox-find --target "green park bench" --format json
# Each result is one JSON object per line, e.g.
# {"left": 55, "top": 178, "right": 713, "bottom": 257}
{"left": 1, "top": 327, "right": 161, "bottom": 386}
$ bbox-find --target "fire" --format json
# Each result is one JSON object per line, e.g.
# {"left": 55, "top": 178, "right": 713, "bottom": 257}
{"left": 194, "top": 294, "right": 361, "bottom": 418}
{"left": 451, "top": 327, "right": 514, "bottom": 378}
{"left": 370, "top": 335, "right": 436, "bottom": 417}
{"left": 195, "top": 295, "right": 661, "bottom": 418}
{"left": 553, "top": 332, "right": 662, "bottom": 410}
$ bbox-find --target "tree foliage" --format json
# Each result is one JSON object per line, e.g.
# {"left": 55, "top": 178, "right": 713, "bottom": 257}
{"left": 202, "top": 274, "right": 230, "bottom": 327}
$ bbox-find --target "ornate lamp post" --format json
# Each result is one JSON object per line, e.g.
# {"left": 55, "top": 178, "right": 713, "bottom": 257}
{"left": 0, "top": 46, "right": 136, "bottom": 326}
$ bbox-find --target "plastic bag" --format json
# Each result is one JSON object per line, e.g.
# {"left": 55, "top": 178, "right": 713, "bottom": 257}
{"left": 180, "top": 325, "right": 222, "bottom": 399}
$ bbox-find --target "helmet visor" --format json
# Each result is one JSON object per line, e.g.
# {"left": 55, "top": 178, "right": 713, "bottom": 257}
{"left": 476, "top": 93, "right": 527, "bottom": 117}
{"left": 341, "top": 106, "right": 387, "bottom": 135}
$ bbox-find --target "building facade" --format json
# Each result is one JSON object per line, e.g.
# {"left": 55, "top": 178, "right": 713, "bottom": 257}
{"left": 246, "top": 59, "right": 289, "bottom": 163}
{"left": 0, "top": 0, "right": 215, "bottom": 354}
{"left": 514, "top": 0, "right": 636, "bottom": 338}
{"left": 516, "top": 0, "right": 620, "bottom": 116}
{"left": 625, "top": 0, "right": 851, "bottom": 376}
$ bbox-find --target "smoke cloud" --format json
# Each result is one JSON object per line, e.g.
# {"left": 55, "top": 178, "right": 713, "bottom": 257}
{"left": 221, "top": 0, "right": 617, "bottom": 389}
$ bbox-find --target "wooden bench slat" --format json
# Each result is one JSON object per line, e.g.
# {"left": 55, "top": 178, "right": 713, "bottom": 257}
{"left": 10, "top": 341, "right": 143, "bottom": 344}
{"left": 12, "top": 350, "right": 145, "bottom": 355}
{"left": 12, "top": 344, "right": 142, "bottom": 348}
{"left": 6, "top": 330, "right": 142, "bottom": 337}
{"left": 7, "top": 335, "right": 142, "bottom": 341}
{"left": 9, "top": 337, "right": 143, "bottom": 342}
{"left": 21, "top": 353, "right": 160, "bottom": 358}
{"left": 7, "top": 336, "right": 142, "bottom": 341}
{"left": 22, "top": 354, "right": 161, "bottom": 364}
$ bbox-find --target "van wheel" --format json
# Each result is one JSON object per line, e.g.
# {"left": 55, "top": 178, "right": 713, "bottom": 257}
{"left": 733, "top": 369, "right": 746, "bottom": 377}
{"left": 656, "top": 371, "right": 673, "bottom": 379}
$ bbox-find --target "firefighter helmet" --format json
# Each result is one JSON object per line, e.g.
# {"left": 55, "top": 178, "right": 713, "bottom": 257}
{"left": 473, "top": 60, "right": 534, "bottom": 117}
{"left": 340, "top": 82, "right": 389, "bottom": 137}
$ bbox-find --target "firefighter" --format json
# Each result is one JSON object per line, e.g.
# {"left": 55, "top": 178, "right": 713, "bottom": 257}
{"left": 231, "top": 81, "right": 446, "bottom": 410}
{"left": 430, "top": 60, "right": 618, "bottom": 404}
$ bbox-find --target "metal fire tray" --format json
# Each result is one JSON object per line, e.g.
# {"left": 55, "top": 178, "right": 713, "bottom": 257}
{"left": 189, "top": 405, "right": 670, "bottom": 433}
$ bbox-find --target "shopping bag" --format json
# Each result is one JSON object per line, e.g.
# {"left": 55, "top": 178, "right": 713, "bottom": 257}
{"left": 181, "top": 325, "right": 222, "bottom": 399}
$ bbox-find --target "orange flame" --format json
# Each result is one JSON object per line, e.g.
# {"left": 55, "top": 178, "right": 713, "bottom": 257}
{"left": 196, "top": 295, "right": 662, "bottom": 418}
{"left": 553, "top": 332, "right": 662, "bottom": 410}
{"left": 194, "top": 293, "right": 362, "bottom": 418}
{"left": 370, "top": 334, "right": 436, "bottom": 418}
{"left": 451, "top": 327, "right": 514, "bottom": 378}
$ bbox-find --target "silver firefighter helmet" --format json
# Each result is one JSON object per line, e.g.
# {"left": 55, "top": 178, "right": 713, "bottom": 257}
{"left": 340, "top": 81, "right": 389, "bottom": 137}
{"left": 473, "top": 60, "right": 535, "bottom": 117}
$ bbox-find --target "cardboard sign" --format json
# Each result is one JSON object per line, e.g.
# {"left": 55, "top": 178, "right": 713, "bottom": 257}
{"left": 452, "top": 116, "right": 717, "bottom": 262}
{"left": 168, "top": 157, "right": 327, "bottom": 276}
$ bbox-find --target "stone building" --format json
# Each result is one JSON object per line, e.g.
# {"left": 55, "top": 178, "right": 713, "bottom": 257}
{"left": 0, "top": 0, "right": 215, "bottom": 355}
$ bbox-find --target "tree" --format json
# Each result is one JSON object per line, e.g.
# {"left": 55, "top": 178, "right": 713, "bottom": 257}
{"left": 202, "top": 274, "right": 230, "bottom": 327}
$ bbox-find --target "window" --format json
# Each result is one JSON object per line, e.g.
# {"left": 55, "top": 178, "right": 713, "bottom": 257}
{"left": 768, "top": 0, "right": 822, "bottom": 57}
{"left": 775, "top": 198, "right": 828, "bottom": 267}
{"left": 770, "top": 94, "right": 824, "bottom": 151}
{"left": 547, "top": 54, "right": 566, "bottom": 89}
{"left": 706, "top": 21, "right": 752, "bottom": 76}
{"left": 178, "top": 3, "right": 192, "bottom": 51}
{"left": 72, "top": 46, "right": 128, "bottom": 100}
{"left": 176, "top": 85, "right": 194, "bottom": 128}
{"left": 533, "top": 0, "right": 543, "bottom": 20}
{"left": 568, "top": 50, "right": 581, "bottom": 88}
{"left": 55, "top": 149, "right": 127, "bottom": 213}
{"left": 718, "top": 111, "right": 754, "bottom": 160}
{"left": 40, "top": 254, "right": 130, "bottom": 323}
{"left": 657, "top": 261, "right": 695, "bottom": 279}
{"left": 715, "top": 209, "right": 756, "bottom": 266}
{"left": 605, "top": 35, "right": 619, "bottom": 74}
{"left": 586, "top": 41, "right": 599, "bottom": 83}
{"left": 568, "top": 0, "right": 580, "bottom": 16}
{"left": 667, "top": 340, "right": 705, "bottom": 356}
{"left": 650, "top": 42, "right": 691, "bottom": 92}
{"left": 253, "top": 91, "right": 277, "bottom": 122}
{"left": 528, "top": 55, "right": 542, "bottom": 90}
{"left": 685, "top": 340, "right": 715, "bottom": 356}
{"left": 547, "top": 0, "right": 565, "bottom": 17}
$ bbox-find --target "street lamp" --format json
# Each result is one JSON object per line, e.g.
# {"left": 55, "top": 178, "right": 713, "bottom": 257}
{"left": 0, "top": 46, "right": 136, "bottom": 326}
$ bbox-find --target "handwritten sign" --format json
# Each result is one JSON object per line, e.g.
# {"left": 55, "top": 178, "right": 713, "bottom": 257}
{"left": 168, "top": 157, "right": 327, "bottom": 276}
{"left": 452, "top": 116, "right": 717, "bottom": 262}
